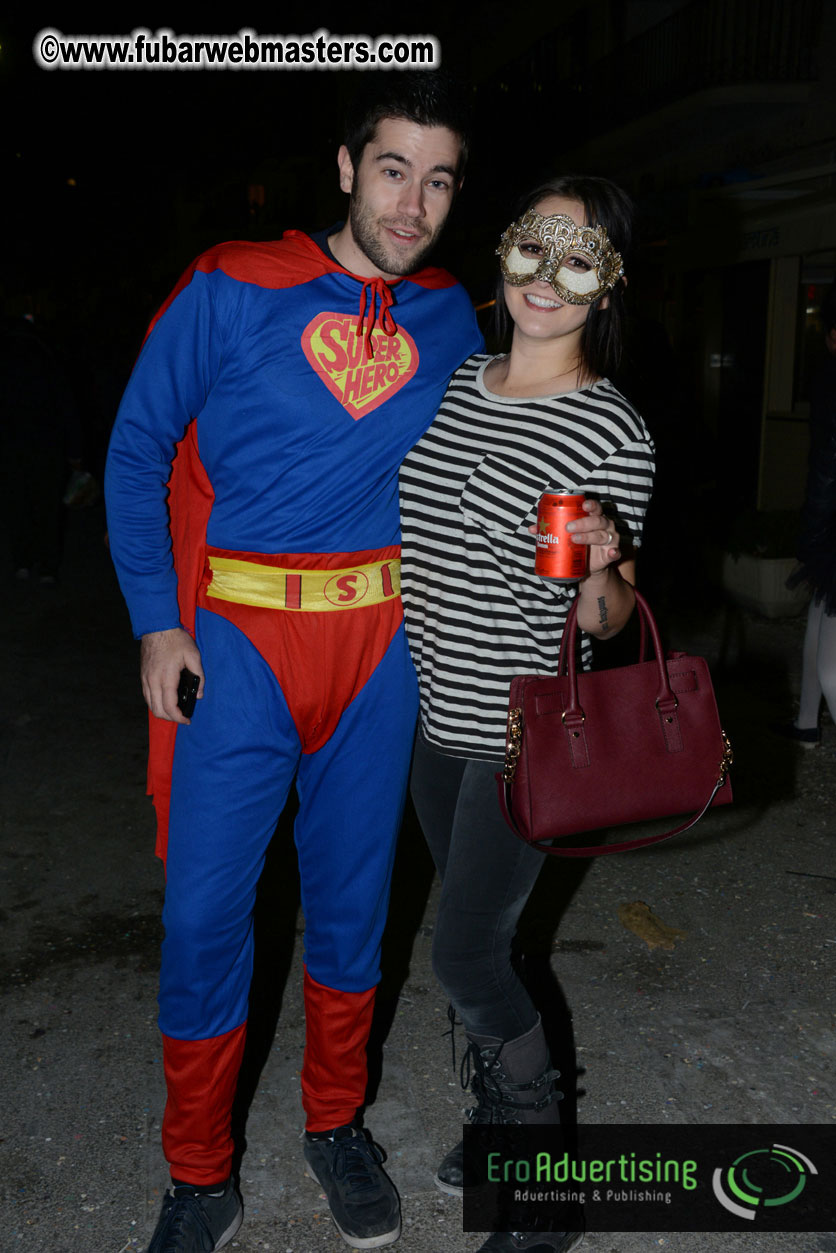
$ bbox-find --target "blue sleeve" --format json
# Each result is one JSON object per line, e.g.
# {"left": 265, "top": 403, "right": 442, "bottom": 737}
{"left": 104, "top": 270, "right": 224, "bottom": 638}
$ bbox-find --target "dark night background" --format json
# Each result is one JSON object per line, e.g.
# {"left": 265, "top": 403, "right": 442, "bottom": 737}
{"left": 2, "top": 3, "right": 575, "bottom": 481}
{"left": 1, "top": 5, "right": 556, "bottom": 306}
{"left": 2, "top": 1, "right": 834, "bottom": 548}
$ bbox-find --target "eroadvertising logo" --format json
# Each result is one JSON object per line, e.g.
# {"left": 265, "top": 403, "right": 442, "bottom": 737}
{"left": 712, "top": 1142, "right": 817, "bottom": 1220}
{"left": 463, "top": 1125, "right": 835, "bottom": 1233}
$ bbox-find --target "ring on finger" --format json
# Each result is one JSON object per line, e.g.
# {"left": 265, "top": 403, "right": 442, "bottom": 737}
{"left": 605, "top": 530, "right": 614, "bottom": 545}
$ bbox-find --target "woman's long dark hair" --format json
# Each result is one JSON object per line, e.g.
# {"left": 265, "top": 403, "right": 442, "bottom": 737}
{"left": 493, "top": 174, "right": 634, "bottom": 382}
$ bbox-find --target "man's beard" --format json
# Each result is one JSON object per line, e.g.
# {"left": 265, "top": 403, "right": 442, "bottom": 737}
{"left": 348, "top": 193, "right": 440, "bottom": 277}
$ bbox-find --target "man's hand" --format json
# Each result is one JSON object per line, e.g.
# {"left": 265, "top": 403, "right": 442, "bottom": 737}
{"left": 140, "top": 628, "right": 204, "bottom": 724}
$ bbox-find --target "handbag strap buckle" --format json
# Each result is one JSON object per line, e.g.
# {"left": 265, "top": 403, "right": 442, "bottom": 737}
{"left": 504, "top": 706, "right": 523, "bottom": 781}
{"left": 655, "top": 695, "right": 679, "bottom": 713}
{"left": 718, "top": 730, "right": 734, "bottom": 785}
{"left": 560, "top": 710, "right": 585, "bottom": 726}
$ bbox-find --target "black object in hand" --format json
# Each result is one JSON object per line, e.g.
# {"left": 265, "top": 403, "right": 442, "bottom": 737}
{"left": 177, "top": 668, "right": 200, "bottom": 718}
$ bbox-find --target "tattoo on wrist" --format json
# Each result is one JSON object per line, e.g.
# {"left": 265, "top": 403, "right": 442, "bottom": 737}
{"left": 597, "top": 595, "right": 610, "bottom": 632}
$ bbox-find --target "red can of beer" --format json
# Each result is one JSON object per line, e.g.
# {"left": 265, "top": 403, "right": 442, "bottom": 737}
{"left": 535, "top": 493, "right": 588, "bottom": 582}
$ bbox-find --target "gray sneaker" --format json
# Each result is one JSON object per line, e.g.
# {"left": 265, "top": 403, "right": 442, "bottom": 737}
{"left": 304, "top": 1124, "right": 401, "bottom": 1248}
{"left": 147, "top": 1178, "right": 243, "bottom": 1252}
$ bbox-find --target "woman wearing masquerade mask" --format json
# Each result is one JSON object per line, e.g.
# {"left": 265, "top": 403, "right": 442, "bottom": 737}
{"left": 399, "top": 176, "right": 655, "bottom": 1252}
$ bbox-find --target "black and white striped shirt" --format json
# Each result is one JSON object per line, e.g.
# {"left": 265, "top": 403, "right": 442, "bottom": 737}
{"left": 399, "top": 354, "right": 655, "bottom": 760}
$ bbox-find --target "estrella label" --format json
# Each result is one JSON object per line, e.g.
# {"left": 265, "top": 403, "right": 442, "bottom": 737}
{"left": 301, "top": 312, "right": 419, "bottom": 420}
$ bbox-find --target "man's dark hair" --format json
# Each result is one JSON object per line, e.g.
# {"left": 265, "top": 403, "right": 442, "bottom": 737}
{"left": 493, "top": 174, "right": 635, "bottom": 381}
{"left": 343, "top": 71, "right": 471, "bottom": 177}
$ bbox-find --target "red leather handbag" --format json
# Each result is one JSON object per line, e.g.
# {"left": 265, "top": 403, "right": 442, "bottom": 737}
{"left": 496, "top": 590, "right": 733, "bottom": 857}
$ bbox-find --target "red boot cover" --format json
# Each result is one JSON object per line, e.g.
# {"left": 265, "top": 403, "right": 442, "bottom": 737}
{"left": 301, "top": 969, "right": 376, "bottom": 1132}
{"left": 162, "top": 1022, "right": 247, "bottom": 1184}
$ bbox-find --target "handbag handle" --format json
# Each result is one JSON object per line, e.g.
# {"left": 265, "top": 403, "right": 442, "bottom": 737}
{"left": 497, "top": 743, "right": 732, "bottom": 857}
{"left": 557, "top": 589, "right": 676, "bottom": 723}
{"left": 557, "top": 591, "right": 649, "bottom": 665}
{"left": 499, "top": 586, "right": 734, "bottom": 855}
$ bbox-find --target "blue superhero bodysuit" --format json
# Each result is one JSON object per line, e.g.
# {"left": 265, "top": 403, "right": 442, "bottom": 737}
{"left": 105, "top": 229, "right": 482, "bottom": 1183}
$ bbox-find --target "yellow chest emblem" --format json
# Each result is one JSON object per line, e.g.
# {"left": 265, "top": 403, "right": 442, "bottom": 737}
{"left": 301, "top": 312, "right": 420, "bottom": 420}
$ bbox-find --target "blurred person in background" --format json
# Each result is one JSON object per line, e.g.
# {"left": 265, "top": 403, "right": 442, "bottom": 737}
{"left": 779, "top": 281, "right": 836, "bottom": 748}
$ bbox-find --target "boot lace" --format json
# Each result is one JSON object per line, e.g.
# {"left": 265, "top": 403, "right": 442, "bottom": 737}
{"left": 460, "top": 1040, "right": 562, "bottom": 1124}
{"left": 441, "top": 1004, "right": 562, "bottom": 1124}
{"left": 443, "top": 1002, "right": 461, "bottom": 1069}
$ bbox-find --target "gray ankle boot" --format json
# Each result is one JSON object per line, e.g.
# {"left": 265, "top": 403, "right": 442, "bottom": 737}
{"left": 434, "top": 1017, "right": 562, "bottom": 1197}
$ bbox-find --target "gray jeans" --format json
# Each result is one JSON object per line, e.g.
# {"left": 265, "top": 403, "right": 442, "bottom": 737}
{"left": 410, "top": 731, "right": 547, "bottom": 1041}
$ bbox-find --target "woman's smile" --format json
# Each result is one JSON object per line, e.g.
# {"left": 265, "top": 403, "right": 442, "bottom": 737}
{"left": 523, "top": 291, "right": 563, "bottom": 310}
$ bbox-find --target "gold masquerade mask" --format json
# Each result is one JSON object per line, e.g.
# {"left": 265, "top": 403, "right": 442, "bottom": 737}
{"left": 496, "top": 209, "right": 624, "bottom": 305}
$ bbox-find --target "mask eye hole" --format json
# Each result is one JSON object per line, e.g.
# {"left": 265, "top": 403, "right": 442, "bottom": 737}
{"left": 518, "top": 239, "right": 544, "bottom": 258}
{"left": 563, "top": 254, "right": 592, "bottom": 272}
{"left": 503, "top": 244, "right": 541, "bottom": 279}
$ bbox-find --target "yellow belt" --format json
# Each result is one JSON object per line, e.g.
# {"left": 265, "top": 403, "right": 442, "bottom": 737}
{"left": 206, "top": 554, "right": 401, "bottom": 612}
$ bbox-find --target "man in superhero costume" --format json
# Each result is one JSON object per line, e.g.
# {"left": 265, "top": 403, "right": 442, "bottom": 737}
{"left": 105, "top": 73, "right": 482, "bottom": 1252}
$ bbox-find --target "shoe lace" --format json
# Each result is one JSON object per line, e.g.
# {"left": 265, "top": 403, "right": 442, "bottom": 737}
{"left": 158, "top": 1191, "right": 215, "bottom": 1252}
{"left": 332, "top": 1133, "right": 387, "bottom": 1197}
